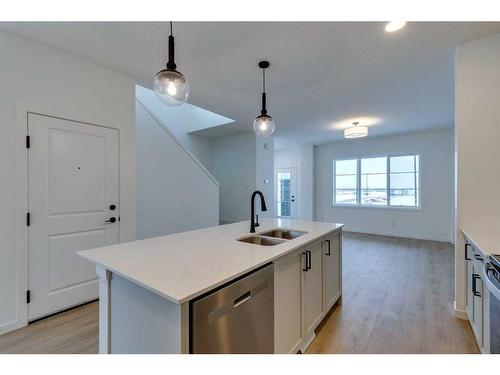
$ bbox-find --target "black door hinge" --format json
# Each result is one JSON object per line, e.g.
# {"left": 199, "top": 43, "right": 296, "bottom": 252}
{"left": 26, "top": 212, "right": 31, "bottom": 226}
{"left": 26, "top": 135, "right": 31, "bottom": 149}
{"left": 26, "top": 290, "right": 31, "bottom": 304}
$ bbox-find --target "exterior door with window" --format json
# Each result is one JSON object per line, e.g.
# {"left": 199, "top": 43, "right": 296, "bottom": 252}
{"left": 276, "top": 168, "right": 296, "bottom": 218}
{"left": 28, "top": 114, "right": 120, "bottom": 320}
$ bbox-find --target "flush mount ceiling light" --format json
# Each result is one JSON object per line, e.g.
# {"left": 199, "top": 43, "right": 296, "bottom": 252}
{"left": 154, "top": 22, "right": 189, "bottom": 106}
{"left": 385, "top": 21, "right": 406, "bottom": 33}
{"left": 344, "top": 122, "right": 368, "bottom": 138}
{"left": 253, "top": 60, "right": 275, "bottom": 137}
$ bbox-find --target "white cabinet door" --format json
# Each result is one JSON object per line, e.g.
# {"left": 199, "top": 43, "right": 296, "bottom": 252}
{"left": 465, "top": 244, "right": 474, "bottom": 321}
{"left": 472, "top": 260, "right": 483, "bottom": 348}
{"left": 274, "top": 249, "right": 302, "bottom": 354}
{"left": 301, "top": 240, "right": 323, "bottom": 336}
{"left": 323, "top": 231, "right": 342, "bottom": 312}
{"left": 28, "top": 114, "right": 120, "bottom": 320}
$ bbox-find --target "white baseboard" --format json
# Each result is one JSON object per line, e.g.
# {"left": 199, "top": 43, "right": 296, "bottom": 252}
{"left": 454, "top": 301, "right": 468, "bottom": 320}
{"left": 0, "top": 320, "right": 27, "bottom": 336}
{"left": 344, "top": 229, "right": 454, "bottom": 244}
{"left": 300, "top": 330, "right": 316, "bottom": 353}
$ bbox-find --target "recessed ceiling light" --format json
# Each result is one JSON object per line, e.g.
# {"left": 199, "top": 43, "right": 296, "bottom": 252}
{"left": 385, "top": 21, "right": 406, "bottom": 33}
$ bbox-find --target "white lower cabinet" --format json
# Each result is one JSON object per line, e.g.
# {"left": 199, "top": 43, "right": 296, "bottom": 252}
{"left": 301, "top": 240, "right": 324, "bottom": 346}
{"left": 472, "top": 260, "right": 484, "bottom": 347}
{"left": 323, "top": 231, "right": 342, "bottom": 311}
{"left": 465, "top": 244, "right": 474, "bottom": 320}
{"left": 274, "top": 250, "right": 302, "bottom": 354}
{"left": 274, "top": 230, "right": 343, "bottom": 353}
{"left": 464, "top": 239, "right": 485, "bottom": 353}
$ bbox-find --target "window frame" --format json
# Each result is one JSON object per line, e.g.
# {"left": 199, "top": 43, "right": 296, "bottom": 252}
{"left": 332, "top": 157, "right": 359, "bottom": 207}
{"left": 332, "top": 153, "right": 422, "bottom": 211}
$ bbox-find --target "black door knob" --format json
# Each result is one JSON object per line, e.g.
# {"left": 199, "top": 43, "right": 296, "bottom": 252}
{"left": 109, "top": 204, "right": 116, "bottom": 211}
{"left": 105, "top": 217, "right": 117, "bottom": 224}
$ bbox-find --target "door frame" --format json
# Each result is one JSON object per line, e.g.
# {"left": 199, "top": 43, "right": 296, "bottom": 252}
{"left": 275, "top": 167, "right": 297, "bottom": 219}
{"left": 11, "top": 102, "right": 122, "bottom": 333}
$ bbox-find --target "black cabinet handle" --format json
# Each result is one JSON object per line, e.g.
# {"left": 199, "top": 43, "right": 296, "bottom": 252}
{"left": 472, "top": 273, "right": 481, "bottom": 297}
{"left": 465, "top": 243, "right": 471, "bottom": 261}
{"left": 105, "top": 217, "right": 117, "bottom": 224}
{"left": 325, "top": 240, "right": 331, "bottom": 256}
{"left": 306, "top": 250, "right": 312, "bottom": 270}
{"left": 473, "top": 253, "right": 483, "bottom": 261}
{"left": 302, "top": 252, "right": 308, "bottom": 272}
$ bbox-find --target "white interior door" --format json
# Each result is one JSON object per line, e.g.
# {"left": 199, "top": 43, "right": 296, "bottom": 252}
{"left": 276, "top": 168, "right": 296, "bottom": 218}
{"left": 28, "top": 114, "right": 119, "bottom": 320}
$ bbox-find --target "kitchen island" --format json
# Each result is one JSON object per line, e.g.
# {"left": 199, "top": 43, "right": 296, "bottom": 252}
{"left": 78, "top": 218, "right": 343, "bottom": 354}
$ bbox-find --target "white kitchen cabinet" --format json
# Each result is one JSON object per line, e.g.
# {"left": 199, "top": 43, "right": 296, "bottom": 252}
{"left": 464, "top": 237, "right": 486, "bottom": 353}
{"left": 301, "top": 240, "right": 323, "bottom": 346}
{"left": 323, "top": 231, "right": 342, "bottom": 312}
{"left": 465, "top": 243, "right": 474, "bottom": 321}
{"left": 472, "top": 260, "right": 484, "bottom": 348}
{"left": 273, "top": 230, "right": 343, "bottom": 354}
{"left": 274, "top": 248, "right": 303, "bottom": 354}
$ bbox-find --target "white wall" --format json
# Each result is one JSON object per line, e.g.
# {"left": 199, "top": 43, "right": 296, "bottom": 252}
{"left": 256, "top": 137, "right": 275, "bottom": 218}
{"left": 275, "top": 145, "right": 314, "bottom": 220}
{"left": 136, "top": 101, "right": 219, "bottom": 239}
{"left": 213, "top": 133, "right": 275, "bottom": 224}
{"left": 0, "top": 30, "right": 136, "bottom": 333}
{"left": 454, "top": 33, "right": 500, "bottom": 316}
{"left": 314, "top": 129, "right": 455, "bottom": 242}
{"left": 136, "top": 85, "right": 233, "bottom": 175}
{"left": 213, "top": 133, "right": 257, "bottom": 223}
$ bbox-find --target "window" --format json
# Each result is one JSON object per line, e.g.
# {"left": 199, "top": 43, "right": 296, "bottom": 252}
{"left": 277, "top": 171, "right": 292, "bottom": 217}
{"left": 389, "top": 155, "right": 419, "bottom": 207}
{"left": 360, "top": 157, "right": 387, "bottom": 205}
{"left": 334, "top": 159, "right": 358, "bottom": 204}
{"left": 333, "top": 154, "right": 420, "bottom": 208}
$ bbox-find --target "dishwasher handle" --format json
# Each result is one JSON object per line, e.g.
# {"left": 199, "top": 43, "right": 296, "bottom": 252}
{"left": 234, "top": 291, "right": 252, "bottom": 307}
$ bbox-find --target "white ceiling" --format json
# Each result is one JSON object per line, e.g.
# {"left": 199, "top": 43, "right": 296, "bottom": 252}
{"left": 2, "top": 22, "right": 500, "bottom": 148}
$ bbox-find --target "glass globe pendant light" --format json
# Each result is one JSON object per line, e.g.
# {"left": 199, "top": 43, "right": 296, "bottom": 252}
{"left": 253, "top": 61, "right": 275, "bottom": 137}
{"left": 154, "top": 22, "right": 189, "bottom": 106}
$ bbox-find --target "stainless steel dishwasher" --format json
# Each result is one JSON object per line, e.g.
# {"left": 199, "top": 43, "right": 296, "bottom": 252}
{"left": 190, "top": 263, "right": 274, "bottom": 354}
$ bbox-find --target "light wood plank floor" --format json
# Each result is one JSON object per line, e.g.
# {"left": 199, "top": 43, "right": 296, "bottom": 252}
{"left": 307, "top": 232, "right": 479, "bottom": 354}
{"left": 0, "top": 233, "right": 479, "bottom": 354}
{"left": 0, "top": 301, "right": 98, "bottom": 354}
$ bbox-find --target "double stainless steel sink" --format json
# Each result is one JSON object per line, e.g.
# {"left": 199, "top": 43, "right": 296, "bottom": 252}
{"left": 237, "top": 228, "right": 307, "bottom": 246}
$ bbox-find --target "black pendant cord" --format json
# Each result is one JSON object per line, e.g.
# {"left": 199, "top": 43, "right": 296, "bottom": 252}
{"left": 167, "top": 21, "right": 176, "bottom": 70}
{"left": 261, "top": 68, "right": 267, "bottom": 115}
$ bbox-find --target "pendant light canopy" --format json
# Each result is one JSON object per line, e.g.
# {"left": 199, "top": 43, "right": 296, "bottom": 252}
{"left": 253, "top": 61, "right": 275, "bottom": 137}
{"left": 154, "top": 22, "right": 189, "bottom": 106}
{"left": 344, "top": 121, "right": 368, "bottom": 138}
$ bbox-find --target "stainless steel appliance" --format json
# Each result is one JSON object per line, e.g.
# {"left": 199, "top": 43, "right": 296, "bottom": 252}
{"left": 190, "top": 263, "right": 274, "bottom": 354}
{"left": 483, "top": 254, "right": 500, "bottom": 354}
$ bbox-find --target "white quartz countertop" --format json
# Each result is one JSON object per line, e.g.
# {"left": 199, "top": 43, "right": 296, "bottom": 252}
{"left": 79, "top": 218, "right": 343, "bottom": 304}
{"left": 461, "top": 226, "right": 500, "bottom": 256}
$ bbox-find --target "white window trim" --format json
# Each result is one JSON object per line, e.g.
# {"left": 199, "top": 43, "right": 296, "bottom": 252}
{"left": 332, "top": 153, "right": 423, "bottom": 211}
